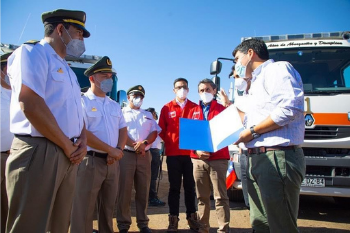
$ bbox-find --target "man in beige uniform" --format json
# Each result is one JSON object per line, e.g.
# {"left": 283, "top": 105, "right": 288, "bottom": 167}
{"left": 71, "top": 56, "right": 127, "bottom": 233}
{"left": 1, "top": 52, "right": 13, "bottom": 233}
{"left": 117, "top": 85, "right": 160, "bottom": 233}
{"left": 6, "top": 9, "right": 89, "bottom": 233}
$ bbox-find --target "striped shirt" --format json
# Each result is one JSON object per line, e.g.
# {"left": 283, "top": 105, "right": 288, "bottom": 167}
{"left": 244, "top": 59, "right": 305, "bottom": 148}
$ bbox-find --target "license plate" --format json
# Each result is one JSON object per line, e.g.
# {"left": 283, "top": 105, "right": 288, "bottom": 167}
{"left": 301, "top": 177, "right": 325, "bottom": 187}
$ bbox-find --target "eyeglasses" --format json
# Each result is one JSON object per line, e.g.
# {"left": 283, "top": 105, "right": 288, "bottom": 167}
{"left": 174, "top": 85, "right": 188, "bottom": 90}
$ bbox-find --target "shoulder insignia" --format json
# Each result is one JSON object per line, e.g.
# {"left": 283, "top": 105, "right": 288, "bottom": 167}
{"left": 24, "top": 40, "right": 39, "bottom": 45}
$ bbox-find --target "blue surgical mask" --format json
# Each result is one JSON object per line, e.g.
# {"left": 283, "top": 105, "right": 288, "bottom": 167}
{"left": 1, "top": 71, "right": 10, "bottom": 85}
{"left": 96, "top": 78, "right": 113, "bottom": 93}
{"left": 235, "top": 54, "right": 250, "bottom": 79}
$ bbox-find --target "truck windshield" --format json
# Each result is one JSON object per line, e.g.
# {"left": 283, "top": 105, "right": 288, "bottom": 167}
{"left": 269, "top": 47, "right": 350, "bottom": 94}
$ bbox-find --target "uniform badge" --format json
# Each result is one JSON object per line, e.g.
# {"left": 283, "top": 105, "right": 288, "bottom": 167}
{"left": 192, "top": 111, "right": 200, "bottom": 119}
{"left": 106, "top": 58, "right": 112, "bottom": 66}
{"left": 57, "top": 68, "right": 64, "bottom": 73}
{"left": 169, "top": 111, "right": 176, "bottom": 118}
{"left": 92, "top": 107, "right": 97, "bottom": 112}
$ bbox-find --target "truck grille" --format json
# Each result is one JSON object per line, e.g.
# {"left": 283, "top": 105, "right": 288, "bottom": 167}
{"left": 304, "top": 126, "right": 350, "bottom": 140}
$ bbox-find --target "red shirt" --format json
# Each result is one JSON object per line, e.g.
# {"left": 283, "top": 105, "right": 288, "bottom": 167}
{"left": 189, "top": 100, "right": 230, "bottom": 161}
{"left": 159, "top": 99, "right": 199, "bottom": 156}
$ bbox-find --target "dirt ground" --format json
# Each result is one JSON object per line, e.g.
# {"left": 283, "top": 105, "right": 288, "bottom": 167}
{"left": 94, "top": 159, "right": 350, "bottom": 233}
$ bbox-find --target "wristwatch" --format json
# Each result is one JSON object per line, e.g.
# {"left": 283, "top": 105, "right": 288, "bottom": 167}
{"left": 250, "top": 125, "right": 261, "bottom": 139}
{"left": 143, "top": 140, "right": 149, "bottom": 146}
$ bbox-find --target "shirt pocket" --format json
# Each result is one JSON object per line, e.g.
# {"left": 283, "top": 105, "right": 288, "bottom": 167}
{"left": 110, "top": 111, "right": 121, "bottom": 127}
{"left": 50, "top": 70, "right": 69, "bottom": 101}
{"left": 86, "top": 110, "right": 103, "bottom": 129}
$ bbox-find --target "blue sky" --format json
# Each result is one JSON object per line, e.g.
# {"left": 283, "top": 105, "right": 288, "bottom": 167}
{"left": 1, "top": 0, "right": 349, "bottom": 113}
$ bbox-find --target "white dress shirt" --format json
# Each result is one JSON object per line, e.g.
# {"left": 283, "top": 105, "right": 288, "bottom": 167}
{"left": 82, "top": 89, "right": 126, "bottom": 153}
{"left": 1, "top": 86, "right": 13, "bottom": 151}
{"left": 7, "top": 39, "right": 84, "bottom": 138}
{"left": 244, "top": 59, "right": 305, "bottom": 148}
{"left": 122, "top": 106, "right": 161, "bottom": 151}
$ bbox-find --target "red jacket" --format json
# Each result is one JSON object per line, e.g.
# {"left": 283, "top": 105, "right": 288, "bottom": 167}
{"left": 189, "top": 100, "right": 230, "bottom": 161}
{"left": 159, "top": 99, "right": 199, "bottom": 156}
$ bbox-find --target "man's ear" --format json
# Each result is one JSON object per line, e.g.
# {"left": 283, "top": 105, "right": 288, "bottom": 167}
{"left": 89, "top": 75, "right": 95, "bottom": 83}
{"left": 56, "top": 24, "right": 64, "bottom": 37}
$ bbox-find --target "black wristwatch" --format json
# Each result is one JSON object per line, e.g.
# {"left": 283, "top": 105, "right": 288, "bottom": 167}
{"left": 250, "top": 125, "right": 261, "bottom": 139}
{"left": 143, "top": 140, "right": 149, "bottom": 146}
{"left": 116, "top": 146, "right": 122, "bottom": 151}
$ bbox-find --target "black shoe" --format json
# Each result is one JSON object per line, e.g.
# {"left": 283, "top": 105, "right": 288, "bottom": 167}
{"left": 148, "top": 197, "right": 166, "bottom": 206}
{"left": 92, "top": 230, "right": 99, "bottom": 233}
{"left": 140, "top": 227, "right": 152, "bottom": 233}
{"left": 119, "top": 229, "right": 128, "bottom": 233}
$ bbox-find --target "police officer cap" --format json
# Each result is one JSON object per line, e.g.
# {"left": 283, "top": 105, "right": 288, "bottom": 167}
{"left": 42, "top": 9, "right": 90, "bottom": 38}
{"left": 84, "top": 56, "right": 115, "bottom": 77}
{"left": 127, "top": 85, "right": 145, "bottom": 97}
{"left": 0, "top": 52, "right": 12, "bottom": 65}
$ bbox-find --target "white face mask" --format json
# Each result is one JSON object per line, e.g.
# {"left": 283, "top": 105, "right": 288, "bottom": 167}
{"left": 234, "top": 78, "right": 248, "bottom": 91}
{"left": 176, "top": 88, "right": 188, "bottom": 100}
{"left": 199, "top": 92, "right": 214, "bottom": 104}
{"left": 132, "top": 96, "right": 143, "bottom": 108}
{"left": 95, "top": 78, "right": 113, "bottom": 93}
{"left": 60, "top": 27, "right": 86, "bottom": 57}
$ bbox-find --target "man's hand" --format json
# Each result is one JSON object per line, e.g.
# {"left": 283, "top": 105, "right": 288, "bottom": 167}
{"left": 217, "top": 88, "right": 231, "bottom": 107}
{"left": 234, "top": 128, "right": 253, "bottom": 145}
{"left": 196, "top": 150, "right": 210, "bottom": 160}
{"left": 133, "top": 141, "right": 146, "bottom": 156}
{"left": 69, "top": 136, "right": 87, "bottom": 165}
{"left": 107, "top": 147, "right": 124, "bottom": 161}
{"left": 106, "top": 155, "right": 115, "bottom": 165}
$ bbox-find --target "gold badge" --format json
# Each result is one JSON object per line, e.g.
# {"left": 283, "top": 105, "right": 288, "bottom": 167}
{"left": 57, "top": 68, "right": 63, "bottom": 73}
{"left": 138, "top": 86, "right": 142, "bottom": 90}
{"left": 92, "top": 107, "right": 97, "bottom": 112}
{"left": 106, "top": 58, "right": 112, "bottom": 66}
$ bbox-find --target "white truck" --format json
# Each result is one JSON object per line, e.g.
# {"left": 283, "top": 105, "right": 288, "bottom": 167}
{"left": 211, "top": 31, "right": 350, "bottom": 204}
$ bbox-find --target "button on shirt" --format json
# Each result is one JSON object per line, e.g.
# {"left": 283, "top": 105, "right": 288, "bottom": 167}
{"left": 82, "top": 89, "right": 127, "bottom": 153}
{"left": 1, "top": 86, "right": 13, "bottom": 151}
{"left": 244, "top": 59, "right": 305, "bottom": 148}
{"left": 123, "top": 106, "right": 161, "bottom": 151}
{"left": 7, "top": 39, "right": 84, "bottom": 138}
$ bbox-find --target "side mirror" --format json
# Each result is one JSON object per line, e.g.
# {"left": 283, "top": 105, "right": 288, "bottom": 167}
{"left": 212, "top": 76, "right": 220, "bottom": 94}
{"left": 117, "top": 90, "right": 128, "bottom": 108}
{"left": 210, "top": 60, "right": 222, "bottom": 75}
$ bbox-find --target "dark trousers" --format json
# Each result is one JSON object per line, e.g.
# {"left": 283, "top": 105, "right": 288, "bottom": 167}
{"left": 240, "top": 153, "right": 250, "bottom": 208}
{"left": 149, "top": 148, "right": 161, "bottom": 199}
{"left": 166, "top": 155, "right": 196, "bottom": 218}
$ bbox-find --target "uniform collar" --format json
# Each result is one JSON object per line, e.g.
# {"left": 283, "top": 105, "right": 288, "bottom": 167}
{"left": 40, "top": 39, "right": 65, "bottom": 62}
{"left": 252, "top": 59, "right": 274, "bottom": 82}
{"left": 85, "top": 88, "right": 108, "bottom": 101}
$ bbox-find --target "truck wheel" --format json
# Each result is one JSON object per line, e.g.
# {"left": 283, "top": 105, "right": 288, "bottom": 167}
{"left": 334, "top": 197, "right": 350, "bottom": 207}
{"left": 227, "top": 188, "right": 244, "bottom": 202}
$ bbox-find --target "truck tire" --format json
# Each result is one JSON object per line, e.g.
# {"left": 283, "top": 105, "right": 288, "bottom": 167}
{"left": 227, "top": 188, "right": 244, "bottom": 202}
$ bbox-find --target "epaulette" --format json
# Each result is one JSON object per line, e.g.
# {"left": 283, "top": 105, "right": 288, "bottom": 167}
{"left": 24, "top": 40, "right": 39, "bottom": 45}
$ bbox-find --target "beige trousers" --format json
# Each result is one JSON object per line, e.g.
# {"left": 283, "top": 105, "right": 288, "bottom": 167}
{"left": 71, "top": 155, "right": 120, "bottom": 233}
{"left": 1, "top": 152, "right": 9, "bottom": 233}
{"left": 192, "top": 159, "right": 230, "bottom": 233}
{"left": 5, "top": 136, "right": 77, "bottom": 233}
{"left": 117, "top": 150, "right": 151, "bottom": 230}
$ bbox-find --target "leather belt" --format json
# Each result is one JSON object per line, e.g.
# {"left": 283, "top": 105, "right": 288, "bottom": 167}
{"left": 247, "top": 146, "right": 297, "bottom": 154}
{"left": 15, "top": 134, "right": 78, "bottom": 143}
{"left": 124, "top": 149, "right": 149, "bottom": 154}
{"left": 87, "top": 151, "right": 108, "bottom": 159}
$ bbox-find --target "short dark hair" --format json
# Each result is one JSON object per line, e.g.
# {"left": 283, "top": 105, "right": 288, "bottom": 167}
{"left": 44, "top": 22, "right": 70, "bottom": 37}
{"left": 145, "top": 107, "right": 155, "bottom": 113}
{"left": 197, "top": 78, "right": 217, "bottom": 91}
{"left": 232, "top": 38, "right": 269, "bottom": 60}
{"left": 173, "top": 77, "right": 188, "bottom": 87}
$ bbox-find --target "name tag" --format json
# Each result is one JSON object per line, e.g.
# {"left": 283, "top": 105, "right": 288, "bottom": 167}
{"left": 169, "top": 111, "right": 176, "bottom": 118}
